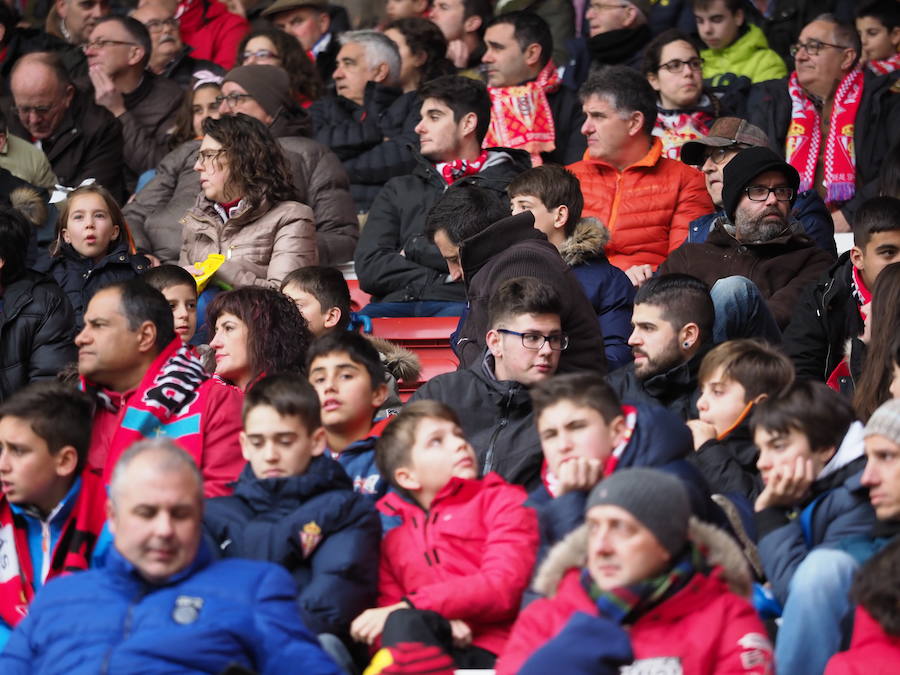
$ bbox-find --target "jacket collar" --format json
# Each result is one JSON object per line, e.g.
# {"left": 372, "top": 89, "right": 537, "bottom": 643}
{"left": 106, "top": 535, "right": 213, "bottom": 588}
{"left": 581, "top": 136, "right": 663, "bottom": 171}
{"left": 232, "top": 455, "right": 353, "bottom": 509}
{"left": 459, "top": 211, "right": 547, "bottom": 281}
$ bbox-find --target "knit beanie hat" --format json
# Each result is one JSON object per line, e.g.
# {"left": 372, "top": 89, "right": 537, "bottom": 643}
{"left": 864, "top": 400, "right": 900, "bottom": 446}
{"left": 223, "top": 65, "right": 293, "bottom": 119}
{"left": 721, "top": 146, "right": 800, "bottom": 222}
{"left": 585, "top": 468, "right": 691, "bottom": 557}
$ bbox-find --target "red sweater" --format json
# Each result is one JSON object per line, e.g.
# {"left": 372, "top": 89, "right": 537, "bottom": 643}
{"left": 376, "top": 474, "right": 538, "bottom": 656}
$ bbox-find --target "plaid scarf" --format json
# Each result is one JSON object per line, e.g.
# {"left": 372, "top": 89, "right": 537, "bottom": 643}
{"left": 868, "top": 53, "right": 900, "bottom": 75}
{"left": 484, "top": 60, "right": 561, "bottom": 165}
{"left": 581, "top": 545, "right": 703, "bottom": 625}
{"left": 0, "top": 472, "right": 107, "bottom": 629}
{"left": 785, "top": 68, "right": 864, "bottom": 207}
{"left": 437, "top": 150, "right": 489, "bottom": 185}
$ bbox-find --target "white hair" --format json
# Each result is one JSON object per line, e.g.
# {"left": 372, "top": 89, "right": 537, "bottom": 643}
{"left": 339, "top": 29, "right": 401, "bottom": 87}
{"left": 109, "top": 438, "right": 204, "bottom": 506}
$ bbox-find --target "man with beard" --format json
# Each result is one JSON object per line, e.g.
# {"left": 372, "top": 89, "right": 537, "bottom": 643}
{"left": 659, "top": 146, "right": 833, "bottom": 342}
{"left": 607, "top": 274, "right": 713, "bottom": 421}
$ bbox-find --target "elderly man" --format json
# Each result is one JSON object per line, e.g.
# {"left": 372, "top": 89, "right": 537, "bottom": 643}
{"left": 680, "top": 116, "right": 836, "bottom": 255}
{"left": 481, "top": 12, "right": 585, "bottom": 166}
{"left": 660, "top": 146, "right": 834, "bottom": 341}
{"left": 747, "top": 14, "right": 900, "bottom": 231}
{"left": 85, "top": 15, "right": 182, "bottom": 188}
{"left": 568, "top": 66, "right": 712, "bottom": 285}
{"left": 309, "top": 29, "right": 421, "bottom": 211}
{"left": 496, "top": 468, "right": 772, "bottom": 674}
{"left": 8, "top": 51, "right": 125, "bottom": 200}
{"left": 131, "top": 0, "right": 224, "bottom": 88}
{"left": 0, "top": 438, "right": 342, "bottom": 673}
{"left": 263, "top": 0, "right": 339, "bottom": 84}
{"left": 75, "top": 278, "right": 243, "bottom": 496}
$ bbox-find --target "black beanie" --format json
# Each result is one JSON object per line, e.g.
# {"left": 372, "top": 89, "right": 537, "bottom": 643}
{"left": 721, "top": 146, "right": 800, "bottom": 222}
{"left": 223, "top": 65, "right": 293, "bottom": 120}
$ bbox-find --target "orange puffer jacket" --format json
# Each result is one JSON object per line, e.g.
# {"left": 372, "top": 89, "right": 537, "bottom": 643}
{"left": 568, "top": 138, "right": 713, "bottom": 271}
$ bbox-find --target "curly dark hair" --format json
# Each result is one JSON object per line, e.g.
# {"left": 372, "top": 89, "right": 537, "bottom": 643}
{"left": 236, "top": 29, "right": 324, "bottom": 103}
{"left": 201, "top": 114, "right": 299, "bottom": 214}
{"left": 384, "top": 17, "right": 455, "bottom": 89}
{"left": 169, "top": 81, "right": 221, "bottom": 149}
{"left": 207, "top": 286, "right": 312, "bottom": 386}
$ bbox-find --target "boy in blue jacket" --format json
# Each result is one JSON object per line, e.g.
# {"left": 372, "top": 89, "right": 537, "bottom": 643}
{"left": 507, "top": 165, "right": 634, "bottom": 371}
{"left": 307, "top": 331, "right": 391, "bottom": 501}
{"left": 203, "top": 374, "right": 381, "bottom": 650}
{"left": 751, "top": 380, "right": 875, "bottom": 675}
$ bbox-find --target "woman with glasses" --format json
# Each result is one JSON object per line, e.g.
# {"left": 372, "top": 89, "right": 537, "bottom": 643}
{"left": 179, "top": 114, "right": 317, "bottom": 290}
{"left": 642, "top": 29, "right": 738, "bottom": 161}
{"left": 235, "top": 29, "right": 323, "bottom": 107}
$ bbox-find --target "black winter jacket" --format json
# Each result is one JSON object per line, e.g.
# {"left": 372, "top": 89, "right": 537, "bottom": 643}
{"left": 32, "top": 241, "right": 149, "bottom": 328}
{"left": 354, "top": 147, "right": 532, "bottom": 303}
{"left": 203, "top": 456, "right": 381, "bottom": 638}
{"left": 410, "top": 351, "right": 543, "bottom": 490}
{"left": 782, "top": 253, "right": 863, "bottom": 382}
{"left": 310, "top": 84, "right": 421, "bottom": 211}
{"left": 456, "top": 211, "right": 607, "bottom": 375}
{"left": 0, "top": 270, "right": 76, "bottom": 402}
{"left": 746, "top": 70, "right": 900, "bottom": 222}
{"left": 689, "top": 417, "right": 764, "bottom": 502}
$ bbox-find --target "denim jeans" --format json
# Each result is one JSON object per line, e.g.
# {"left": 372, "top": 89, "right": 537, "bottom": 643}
{"left": 775, "top": 547, "right": 859, "bottom": 675}
{"left": 710, "top": 276, "right": 782, "bottom": 344}
{"left": 358, "top": 301, "right": 467, "bottom": 318}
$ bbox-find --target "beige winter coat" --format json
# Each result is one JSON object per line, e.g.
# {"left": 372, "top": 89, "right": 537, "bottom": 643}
{"left": 179, "top": 196, "right": 317, "bottom": 289}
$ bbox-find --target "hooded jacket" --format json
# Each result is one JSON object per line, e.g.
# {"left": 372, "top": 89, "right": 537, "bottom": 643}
{"left": 354, "top": 148, "right": 532, "bottom": 304}
{"left": 410, "top": 351, "right": 544, "bottom": 489}
{"left": 783, "top": 253, "right": 863, "bottom": 381}
{"left": 310, "top": 84, "right": 421, "bottom": 211}
{"left": 496, "top": 518, "right": 772, "bottom": 675}
{"left": 757, "top": 422, "right": 876, "bottom": 606}
{"left": 179, "top": 195, "right": 317, "bottom": 289}
{"left": 746, "top": 69, "right": 900, "bottom": 222}
{"left": 124, "top": 119, "right": 359, "bottom": 265}
{"left": 203, "top": 456, "right": 381, "bottom": 637}
{"left": 376, "top": 474, "right": 538, "bottom": 656}
{"left": 0, "top": 541, "right": 342, "bottom": 674}
{"left": 824, "top": 607, "right": 900, "bottom": 675}
{"left": 455, "top": 212, "right": 608, "bottom": 375}
{"left": 0, "top": 270, "right": 76, "bottom": 403}
{"left": 33, "top": 241, "right": 149, "bottom": 328}
{"left": 659, "top": 221, "right": 835, "bottom": 328}
{"left": 700, "top": 23, "right": 788, "bottom": 84}
{"left": 568, "top": 137, "right": 713, "bottom": 271}
{"left": 559, "top": 219, "right": 634, "bottom": 371}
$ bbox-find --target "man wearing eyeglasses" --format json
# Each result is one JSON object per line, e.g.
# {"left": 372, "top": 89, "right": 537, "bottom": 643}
{"left": 131, "top": 0, "right": 223, "bottom": 89}
{"left": 747, "top": 15, "right": 900, "bottom": 233}
{"left": 679, "top": 116, "right": 836, "bottom": 256}
{"left": 659, "top": 146, "right": 834, "bottom": 341}
{"left": 410, "top": 276, "right": 566, "bottom": 490}
{"left": 85, "top": 15, "right": 183, "bottom": 191}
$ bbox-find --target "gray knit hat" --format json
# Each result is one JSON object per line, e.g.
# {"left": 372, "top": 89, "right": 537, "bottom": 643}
{"left": 864, "top": 400, "right": 900, "bottom": 446}
{"left": 223, "top": 65, "right": 293, "bottom": 119}
{"left": 585, "top": 468, "right": 691, "bottom": 556}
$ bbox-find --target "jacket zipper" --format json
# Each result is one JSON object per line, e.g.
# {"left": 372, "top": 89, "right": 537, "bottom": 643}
{"left": 100, "top": 585, "right": 147, "bottom": 674}
{"left": 483, "top": 388, "right": 514, "bottom": 474}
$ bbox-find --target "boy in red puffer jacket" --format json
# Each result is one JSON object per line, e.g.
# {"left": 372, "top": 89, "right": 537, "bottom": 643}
{"left": 351, "top": 400, "right": 538, "bottom": 670}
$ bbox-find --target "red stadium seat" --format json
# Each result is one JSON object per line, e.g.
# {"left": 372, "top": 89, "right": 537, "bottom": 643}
{"left": 346, "top": 278, "right": 371, "bottom": 312}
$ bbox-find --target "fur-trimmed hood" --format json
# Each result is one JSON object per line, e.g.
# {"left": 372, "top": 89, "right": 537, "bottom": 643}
{"left": 559, "top": 218, "right": 611, "bottom": 267}
{"left": 367, "top": 336, "right": 421, "bottom": 383}
{"left": 533, "top": 517, "right": 753, "bottom": 599}
{"left": 10, "top": 186, "right": 48, "bottom": 227}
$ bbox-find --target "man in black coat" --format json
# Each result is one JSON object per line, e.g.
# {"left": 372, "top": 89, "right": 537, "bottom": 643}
{"left": 0, "top": 206, "right": 76, "bottom": 403}
{"left": 426, "top": 184, "right": 607, "bottom": 375}
{"left": 354, "top": 75, "right": 531, "bottom": 317}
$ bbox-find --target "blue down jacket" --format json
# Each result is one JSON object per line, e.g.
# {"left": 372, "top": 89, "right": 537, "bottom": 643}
{"left": 203, "top": 456, "right": 381, "bottom": 637}
{"left": 0, "top": 541, "right": 342, "bottom": 674}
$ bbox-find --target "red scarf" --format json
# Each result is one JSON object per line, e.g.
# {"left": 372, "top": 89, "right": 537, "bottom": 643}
{"left": 80, "top": 339, "right": 211, "bottom": 484}
{"left": 484, "top": 60, "right": 560, "bottom": 165}
{"left": 437, "top": 150, "right": 488, "bottom": 185}
{"left": 654, "top": 109, "right": 714, "bottom": 160}
{"left": 868, "top": 53, "right": 900, "bottom": 75}
{"left": 0, "top": 471, "right": 107, "bottom": 628}
{"left": 785, "top": 68, "right": 864, "bottom": 208}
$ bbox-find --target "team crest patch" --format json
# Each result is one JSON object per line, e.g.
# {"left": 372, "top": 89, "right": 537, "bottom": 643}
{"left": 172, "top": 595, "right": 204, "bottom": 624}
{"left": 300, "top": 521, "right": 323, "bottom": 558}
